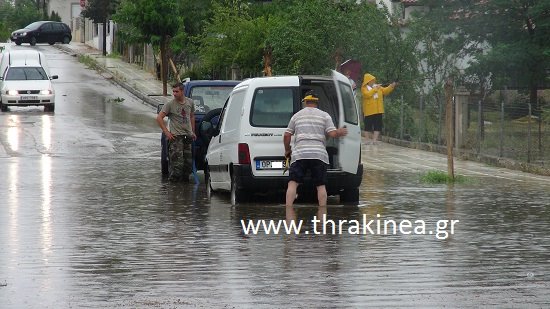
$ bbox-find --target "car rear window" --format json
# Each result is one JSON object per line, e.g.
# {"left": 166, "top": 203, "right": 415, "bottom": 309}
{"left": 6, "top": 67, "right": 49, "bottom": 80}
{"left": 250, "top": 88, "right": 294, "bottom": 128}
{"left": 189, "top": 86, "right": 234, "bottom": 113}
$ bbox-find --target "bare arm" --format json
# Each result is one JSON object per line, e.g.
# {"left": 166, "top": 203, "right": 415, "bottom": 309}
{"left": 283, "top": 132, "right": 292, "bottom": 157}
{"left": 326, "top": 127, "right": 348, "bottom": 139}
{"left": 156, "top": 111, "right": 174, "bottom": 141}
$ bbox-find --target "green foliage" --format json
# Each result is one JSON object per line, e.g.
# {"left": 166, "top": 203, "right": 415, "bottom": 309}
{"left": 383, "top": 97, "right": 418, "bottom": 140}
{"left": 198, "top": 1, "right": 268, "bottom": 77}
{"left": 82, "top": 0, "right": 119, "bottom": 23}
{"left": 421, "top": 170, "right": 467, "bottom": 184}
{"left": 113, "top": 0, "right": 182, "bottom": 43}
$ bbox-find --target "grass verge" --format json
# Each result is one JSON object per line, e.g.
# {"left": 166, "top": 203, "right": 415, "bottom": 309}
{"left": 421, "top": 170, "right": 468, "bottom": 184}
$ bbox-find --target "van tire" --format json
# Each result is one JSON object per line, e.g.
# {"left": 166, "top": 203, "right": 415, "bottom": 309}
{"left": 340, "top": 187, "right": 359, "bottom": 206}
{"left": 230, "top": 172, "right": 247, "bottom": 205}
{"left": 205, "top": 166, "right": 213, "bottom": 199}
{"left": 0, "top": 103, "right": 7, "bottom": 112}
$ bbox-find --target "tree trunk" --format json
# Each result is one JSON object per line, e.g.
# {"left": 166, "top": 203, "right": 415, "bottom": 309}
{"left": 160, "top": 37, "right": 168, "bottom": 96}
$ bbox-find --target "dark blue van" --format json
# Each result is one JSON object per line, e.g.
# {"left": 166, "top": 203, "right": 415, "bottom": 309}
{"left": 157, "top": 80, "right": 239, "bottom": 175}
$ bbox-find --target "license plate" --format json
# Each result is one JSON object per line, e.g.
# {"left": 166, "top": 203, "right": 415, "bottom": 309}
{"left": 256, "top": 160, "right": 286, "bottom": 170}
{"left": 21, "top": 96, "right": 38, "bottom": 100}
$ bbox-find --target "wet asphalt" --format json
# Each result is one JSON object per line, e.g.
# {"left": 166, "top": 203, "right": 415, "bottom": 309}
{"left": 1, "top": 45, "right": 550, "bottom": 308}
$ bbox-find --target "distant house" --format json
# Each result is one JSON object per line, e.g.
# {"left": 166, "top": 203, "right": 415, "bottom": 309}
{"left": 48, "top": 0, "right": 114, "bottom": 54}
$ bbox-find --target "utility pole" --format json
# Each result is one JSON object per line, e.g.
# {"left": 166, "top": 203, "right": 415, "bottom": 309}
{"left": 445, "top": 78, "right": 455, "bottom": 180}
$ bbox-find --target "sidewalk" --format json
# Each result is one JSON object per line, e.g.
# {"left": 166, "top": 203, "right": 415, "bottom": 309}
{"left": 54, "top": 42, "right": 171, "bottom": 108}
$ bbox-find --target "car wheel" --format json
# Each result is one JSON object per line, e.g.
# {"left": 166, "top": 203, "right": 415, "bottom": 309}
{"left": 30, "top": 37, "right": 37, "bottom": 46}
{"left": 340, "top": 187, "right": 359, "bottom": 206}
{"left": 44, "top": 104, "right": 55, "bottom": 112}
{"left": 62, "top": 36, "right": 70, "bottom": 44}
{"left": 48, "top": 41, "right": 55, "bottom": 45}
{"left": 161, "top": 133, "right": 169, "bottom": 176}
{"left": 15, "top": 41, "right": 22, "bottom": 46}
{"left": 230, "top": 172, "right": 247, "bottom": 206}
{"left": 0, "top": 103, "right": 8, "bottom": 112}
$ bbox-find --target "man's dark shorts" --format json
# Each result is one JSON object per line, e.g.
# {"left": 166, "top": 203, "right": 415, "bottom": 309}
{"left": 364, "top": 113, "right": 383, "bottom": 132}
{"left": 289, "top": 159, "right": 328, "bottom": 187}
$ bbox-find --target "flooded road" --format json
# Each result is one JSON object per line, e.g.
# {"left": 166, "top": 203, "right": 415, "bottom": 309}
{"left": 1, "top": 46, "right": 550, "bottom": 308}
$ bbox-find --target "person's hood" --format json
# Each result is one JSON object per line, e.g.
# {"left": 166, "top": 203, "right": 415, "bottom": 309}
{"left": 362, "top": 73, "right": 376, "bottom": 87}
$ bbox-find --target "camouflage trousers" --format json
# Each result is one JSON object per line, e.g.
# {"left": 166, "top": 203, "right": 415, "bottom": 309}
{"left": 168, "top": 135, "right": 193, "bottom": 182}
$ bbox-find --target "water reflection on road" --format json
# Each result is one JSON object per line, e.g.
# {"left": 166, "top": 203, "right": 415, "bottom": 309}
{"left": 2, "top": 152, "right": 549, "bottom": 307}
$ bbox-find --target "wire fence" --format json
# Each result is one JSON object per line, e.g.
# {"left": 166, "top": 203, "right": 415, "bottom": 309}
{"left": 377, "top": 91, "right": 550, "bottom": 169}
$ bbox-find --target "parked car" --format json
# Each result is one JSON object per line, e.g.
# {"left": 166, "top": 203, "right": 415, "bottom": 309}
{"left": 157, "top": 80, "right": 240, "bottom": 175}
{"left": 0, "top": 50, "right": 57, "bottom": 112}
{"left": 200, "top": 71, "right": 363, "bottom": 205}
{"left": 10, "top": 21, "right": 72, "bottom": 46}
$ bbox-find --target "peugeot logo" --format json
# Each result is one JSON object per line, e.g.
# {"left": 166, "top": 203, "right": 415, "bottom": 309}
{"left": 27, "top": 90, "right": 31, "bottom": 94}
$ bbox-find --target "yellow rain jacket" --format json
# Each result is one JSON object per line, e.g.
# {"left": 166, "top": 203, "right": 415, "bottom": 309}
{"left": 361, "top": 73, "right": 395, "bottom": 116}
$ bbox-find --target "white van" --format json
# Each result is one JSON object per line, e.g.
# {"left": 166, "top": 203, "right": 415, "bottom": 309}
{"left": 200, "top": 71, "right": 363, "bottom": 205}
{"left": 0, "top": 49, "right": 57, "bottom": 112}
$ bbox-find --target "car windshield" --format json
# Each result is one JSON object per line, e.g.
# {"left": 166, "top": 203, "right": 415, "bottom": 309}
{"left": 5, "top": 67, "right": 49, "bottom": 80}
{"left": 189, "top": 86, "right": 234, "bottom": 113}
{"left": 25, "top": 22, "right": 43, "bottom": 30}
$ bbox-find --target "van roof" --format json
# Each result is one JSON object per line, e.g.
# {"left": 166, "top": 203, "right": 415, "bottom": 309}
{"left": 234, "top": 75, "right": 333, "bottom": 90}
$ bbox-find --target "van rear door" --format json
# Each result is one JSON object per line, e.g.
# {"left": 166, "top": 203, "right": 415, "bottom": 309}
{"left": 332, "top": 70, "right": 361, "bottom": 174}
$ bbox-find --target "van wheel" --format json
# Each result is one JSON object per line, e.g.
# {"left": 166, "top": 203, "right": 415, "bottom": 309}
{"left": 44, "top": 104, "right": 55, "bottom": 112}
{"left": 230, "top": 173, "right": 247, "bottom": 205}
{"left": 340, "top": 187, "right": 359, "bottom": 206}
{"left": 30, "top": 37, "right": 37, "bottom": 46}
{"left": 0, "top": 103, "right": 8, "bottom": 112}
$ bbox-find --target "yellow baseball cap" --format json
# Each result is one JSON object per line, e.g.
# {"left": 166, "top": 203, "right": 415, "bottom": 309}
{"left": 302, "top": 94, "right": 319, "bottom": 102}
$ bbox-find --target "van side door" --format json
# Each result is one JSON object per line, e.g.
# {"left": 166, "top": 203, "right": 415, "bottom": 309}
{"left": 207, "top": 88, "right": 247, "bottom": 189}
{"left": 332, "top": 70, "right": 361, "bottom": 174}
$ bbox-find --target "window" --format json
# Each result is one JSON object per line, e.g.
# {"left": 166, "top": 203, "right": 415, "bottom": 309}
{"left": 6, "top": 67, "right": 49, "bottom": 81}
{"left": 338, "top": 81, "right": 358, "bottom": 125}
{"left": 250, "top": 88, "right": 294, "bottom": 127}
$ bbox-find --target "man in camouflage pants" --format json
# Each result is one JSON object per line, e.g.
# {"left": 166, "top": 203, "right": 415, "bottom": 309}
{"left": 156, "top": 83, "right": 196, "bottom": 182}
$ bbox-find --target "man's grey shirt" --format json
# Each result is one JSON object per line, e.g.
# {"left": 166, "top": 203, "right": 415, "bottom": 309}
{"left": 285, "top": 107, "right": 336, "bottom": 165}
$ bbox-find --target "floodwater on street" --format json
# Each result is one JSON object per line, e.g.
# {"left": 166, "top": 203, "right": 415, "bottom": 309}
{"left": 1, "top": 45, "right": 550, "bottom": 308}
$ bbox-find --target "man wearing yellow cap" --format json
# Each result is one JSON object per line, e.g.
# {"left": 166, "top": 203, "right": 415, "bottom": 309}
{"left": 283, "top": 91, "right": 348, "bottom": 218}
{"left": 361, "top": 73, "right": 397, "bottom": 144}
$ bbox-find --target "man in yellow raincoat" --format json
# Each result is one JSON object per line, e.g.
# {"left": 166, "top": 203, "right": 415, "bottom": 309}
{"left": 360, "top": 73, "right": 397, "bottom": 144}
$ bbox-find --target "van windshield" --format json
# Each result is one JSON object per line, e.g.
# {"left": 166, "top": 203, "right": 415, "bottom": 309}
{"left": 5, "top": 67, "right": 49, "bottom": 80}
{"left": 251, "top": 88, "right": 294, "bottom": 127}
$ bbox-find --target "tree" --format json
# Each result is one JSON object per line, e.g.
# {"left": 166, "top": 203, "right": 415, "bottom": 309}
{"left": 113, "top": 0, "right": 183, "bottom": 95}
{"left": 417, "top": 0, "right": 550, "bottom": 111}
{"left": 82, "top": 0, "right": 119, "bottom": 56}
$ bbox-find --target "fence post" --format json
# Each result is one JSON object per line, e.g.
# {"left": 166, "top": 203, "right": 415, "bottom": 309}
{"left": 419, "top": 95, "right": 424, "bottom": 143}
{"left": 477, "top": 100, "right": 482, "bottom": 154}
{"left": 400, "top": 95, "right": 404, "bottom": 140}
{"left": 500, "top": 97, "right": 504, "bottom": 158}
{"left": 528, "top": 103, "right": 532, "bottom": 163}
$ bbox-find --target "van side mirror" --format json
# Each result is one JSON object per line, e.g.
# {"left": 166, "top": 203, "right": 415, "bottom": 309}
{"left": 51, "top": 75, "right": 58, "bottom": 80}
